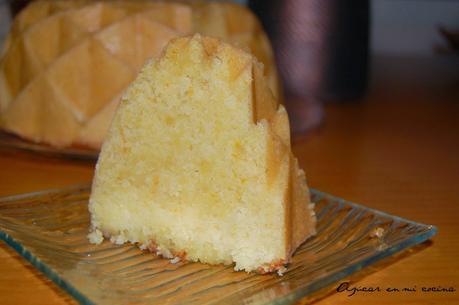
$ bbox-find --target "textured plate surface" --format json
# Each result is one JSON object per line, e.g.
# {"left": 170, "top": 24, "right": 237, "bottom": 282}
{"left": 0, "top": 185, "right": 436, "bottom": 305}
{"left": 0, "top": 131, "right": 98, "bottom": 160}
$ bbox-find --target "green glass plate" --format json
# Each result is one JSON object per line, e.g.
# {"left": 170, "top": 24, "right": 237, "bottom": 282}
{"left": 0, "top": 185, "right": 436, "bottom": 305}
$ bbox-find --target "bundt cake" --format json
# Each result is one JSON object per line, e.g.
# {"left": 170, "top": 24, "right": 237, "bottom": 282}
{"left": 0, "top": 0, "right": 279, "bottom": 149}
{"left": 88, "top": 35, "right": 315, "bottom": 273}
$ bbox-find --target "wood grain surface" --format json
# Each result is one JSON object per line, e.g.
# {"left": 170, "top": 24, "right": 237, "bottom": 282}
{"left": 0, "top": 55, "right": 458, "bottom": 305}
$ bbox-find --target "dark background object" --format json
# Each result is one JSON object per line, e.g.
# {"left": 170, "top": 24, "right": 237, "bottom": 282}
{"left": 249, "top": 0, "right": 369, "bottom": 101}
{"left": 439, "top": 26, "right": 459, "bottom": 54}
{"left": 8, "top": 0, "right": 30, "bottom": 16}
{"left": 249, "top": 0, "right": 370, "bottom": 131}
{"left": 323, "top": 0, "right": 369, "bottom": 101}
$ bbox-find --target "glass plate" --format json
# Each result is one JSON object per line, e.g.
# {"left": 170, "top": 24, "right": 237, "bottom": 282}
{"left": 0, "top": 131, "right": 98, "bottom": 160}
{"left": 0, "top": 185, "right": 436, "bottom": 305}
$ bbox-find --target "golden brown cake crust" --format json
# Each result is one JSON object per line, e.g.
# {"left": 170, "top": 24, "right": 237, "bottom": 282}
{"left": 249, "top": 57, "right": 316, "bottom": 260}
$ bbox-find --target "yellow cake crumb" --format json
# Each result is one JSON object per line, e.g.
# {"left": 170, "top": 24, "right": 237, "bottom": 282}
{"left": 88, "top": 34, "right": 316, "bottom": 273}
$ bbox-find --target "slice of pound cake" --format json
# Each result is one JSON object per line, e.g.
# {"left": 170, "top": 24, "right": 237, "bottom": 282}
{"left": 88, "top": 34, "right": 316, "bottom": 274}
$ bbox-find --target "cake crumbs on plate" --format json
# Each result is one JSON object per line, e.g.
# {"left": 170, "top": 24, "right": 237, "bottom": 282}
{"left": 370, "top": 227, "right": 385, "bottom": 239}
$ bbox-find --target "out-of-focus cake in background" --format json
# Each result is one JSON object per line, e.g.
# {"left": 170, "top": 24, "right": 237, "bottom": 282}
{"left": 0, "top": 0, "right": 280, "bottom": 149}
{"left": 88, "top": 35, "right": 316, "bottom": 274}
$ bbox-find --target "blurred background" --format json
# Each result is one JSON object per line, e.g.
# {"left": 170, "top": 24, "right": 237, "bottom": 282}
{"left": 0, "top": 0, "right": 458, "bottom": 134}
{"left": 248, "top": 0, "right": 459, "bottom": 132}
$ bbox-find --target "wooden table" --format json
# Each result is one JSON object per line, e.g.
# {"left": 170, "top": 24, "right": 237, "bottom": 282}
{"left": 0, "top": 55, "right": 458, "bottom": 305}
